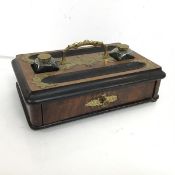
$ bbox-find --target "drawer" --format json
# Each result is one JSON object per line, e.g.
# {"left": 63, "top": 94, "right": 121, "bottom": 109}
{"left": 42, "top": 81, "right": 156, "bottom": 125}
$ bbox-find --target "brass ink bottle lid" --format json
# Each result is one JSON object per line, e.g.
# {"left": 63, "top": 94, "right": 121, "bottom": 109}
{"left": 116, "top": 43, "right": 129, "bottom": 51}
{"left": 37, "top": 53, "right": 52, "bottom": 64}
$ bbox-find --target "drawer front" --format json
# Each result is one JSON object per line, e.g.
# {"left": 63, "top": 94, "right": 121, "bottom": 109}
{"left": 42, "top": 81, "right": 155, "bottom": 124}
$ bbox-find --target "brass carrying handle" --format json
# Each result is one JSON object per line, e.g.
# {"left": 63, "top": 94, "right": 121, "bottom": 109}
{"left": 61, "top": 40, "right": 108, "bottom": 64}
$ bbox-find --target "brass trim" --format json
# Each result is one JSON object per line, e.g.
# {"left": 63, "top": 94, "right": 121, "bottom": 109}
{"left": 31, "top": 55, "right": 115, "bottom": 89}
{"left": 85, "top": 94, "right": 118, "bottom": 107}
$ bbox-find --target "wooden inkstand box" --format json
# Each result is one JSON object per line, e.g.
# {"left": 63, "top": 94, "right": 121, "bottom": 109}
{"left": 12, "top": 40, "right": 166, "bottom": 129}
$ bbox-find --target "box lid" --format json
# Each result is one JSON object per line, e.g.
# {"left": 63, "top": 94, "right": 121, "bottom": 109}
{"left": 12, "top": 41, "right": 166, "bottom": 104}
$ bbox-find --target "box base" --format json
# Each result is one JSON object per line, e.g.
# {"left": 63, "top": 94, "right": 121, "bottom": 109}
{"left": 16, "top": 83, "right": 158, "bottom": 130}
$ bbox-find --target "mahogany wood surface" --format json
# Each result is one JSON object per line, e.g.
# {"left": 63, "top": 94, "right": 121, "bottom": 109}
{"left": 15, "top": 44, "right": 160, "bottom": 92}
{"left": 12, "top": 43, "right": 166, "bottom": 129}
{"left": 42, "top": 81, "right": 156, "bottom": 125}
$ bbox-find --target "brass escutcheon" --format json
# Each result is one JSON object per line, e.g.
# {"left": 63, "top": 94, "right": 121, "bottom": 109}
{"left": 85, "top": 94, "right": 118, "bottom": 107}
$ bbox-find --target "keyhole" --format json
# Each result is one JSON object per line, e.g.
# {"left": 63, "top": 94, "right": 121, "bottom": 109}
{"left": 99, "top": 96, "right": 106, "bottom": 104}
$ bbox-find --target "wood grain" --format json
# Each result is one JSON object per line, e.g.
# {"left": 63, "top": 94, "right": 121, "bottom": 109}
{"left": 42, "top": 81, "right": 155, "bottom": 124}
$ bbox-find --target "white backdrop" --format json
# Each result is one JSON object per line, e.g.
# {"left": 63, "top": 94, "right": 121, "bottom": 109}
{"left": 0, "top": 0, "right": 175, "bottom": 175}
{"left": 0, "top": 0, "right": 174, "bottom": 57}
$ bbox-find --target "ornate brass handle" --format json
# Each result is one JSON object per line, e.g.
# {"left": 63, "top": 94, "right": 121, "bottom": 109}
{"left": 61, "top": 40, "right": 108, "bottom": 64}
{"left": 85, "top": 94, "right": 118, "bottom": 108}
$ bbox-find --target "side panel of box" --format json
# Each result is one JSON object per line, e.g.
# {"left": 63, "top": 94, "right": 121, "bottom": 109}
{"left": 16, "top": 83, "right": 43, "bottom": 129}
{"left": 42, "top": 81, "right": 156, "bottom": 125}
{"left": 152, "top": 80, "right": 161, "bottom": 101}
